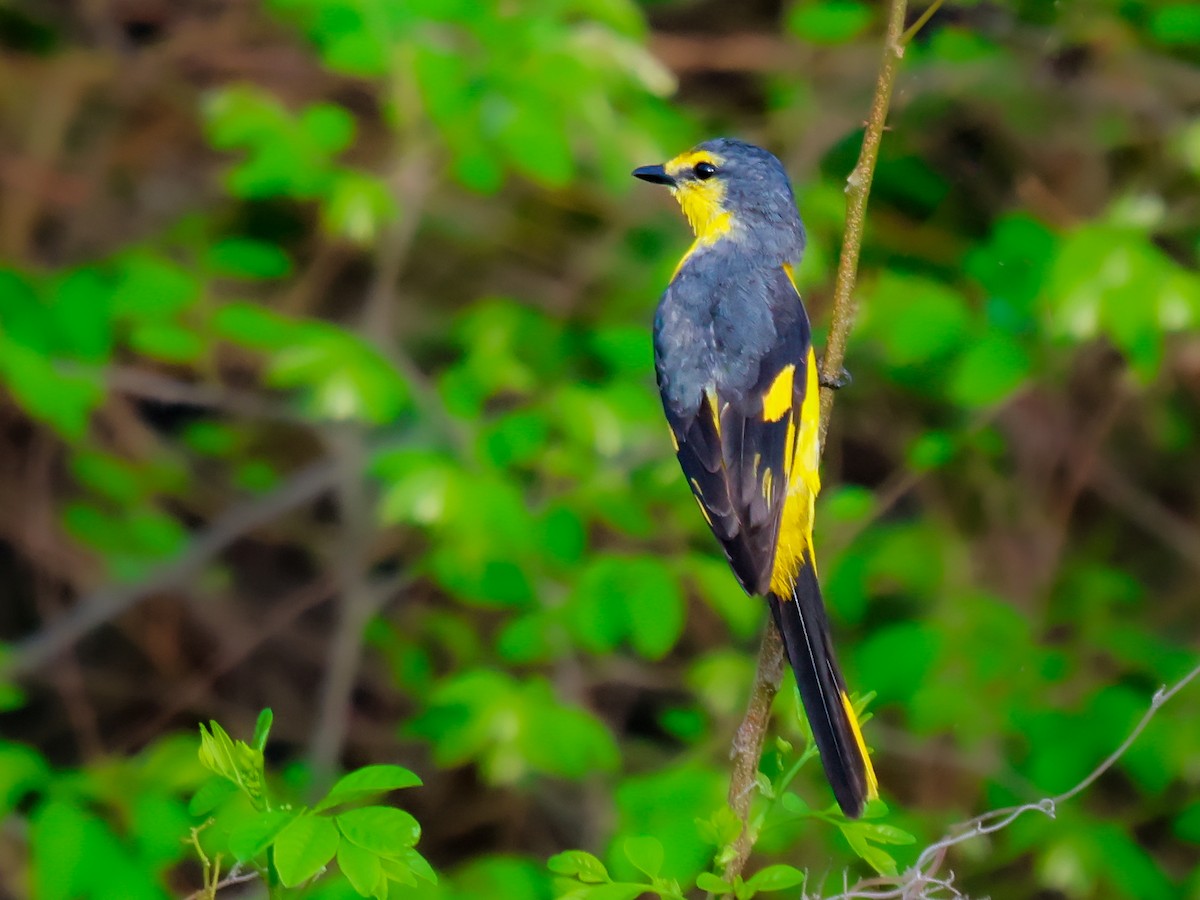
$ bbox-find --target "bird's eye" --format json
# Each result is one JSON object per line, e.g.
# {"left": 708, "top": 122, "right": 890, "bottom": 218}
{"left": 693, "top": 161, "right": 718, "bottom": 180}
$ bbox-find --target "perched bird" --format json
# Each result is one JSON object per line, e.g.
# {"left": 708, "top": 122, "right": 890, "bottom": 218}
{"left": 633, "top": 138, "right": 877, "bottom": 818}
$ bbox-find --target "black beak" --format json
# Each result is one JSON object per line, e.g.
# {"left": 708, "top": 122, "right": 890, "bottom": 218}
{"left": 632, "top": 164, "right": 675, "bottom": 187}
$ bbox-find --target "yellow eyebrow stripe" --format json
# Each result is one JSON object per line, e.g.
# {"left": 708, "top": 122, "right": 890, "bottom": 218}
{"left": 665, "top": 150, "right": 724, "bottom": 177}
{"left": 762, "top": 364, "right": 795, "bottom": 422}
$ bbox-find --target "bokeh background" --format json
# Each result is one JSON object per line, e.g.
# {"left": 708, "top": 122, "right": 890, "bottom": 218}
{"left": 1, "top": 0, "right": 1199, "bottom": 897}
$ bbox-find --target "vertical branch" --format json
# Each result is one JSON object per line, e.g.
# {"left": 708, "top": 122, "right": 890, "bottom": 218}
{"left": 818, "top": 0, "right": 911, "bottom": 440}
{"left": 721, "top": 0, "right": 913, "bottom": 883}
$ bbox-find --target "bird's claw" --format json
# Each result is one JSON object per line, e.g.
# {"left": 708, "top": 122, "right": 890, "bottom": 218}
{"left": 818, "top": 365, "right": 852, "bottom": 390}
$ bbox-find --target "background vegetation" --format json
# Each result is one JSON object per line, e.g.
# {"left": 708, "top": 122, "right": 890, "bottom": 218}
{"left": 1, "top": 0, "right": 1199, "bottom": 897}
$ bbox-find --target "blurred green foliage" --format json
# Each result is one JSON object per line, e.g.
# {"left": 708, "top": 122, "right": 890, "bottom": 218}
{"left": 0, "top": 0, "right": 1198, "bottom": 898}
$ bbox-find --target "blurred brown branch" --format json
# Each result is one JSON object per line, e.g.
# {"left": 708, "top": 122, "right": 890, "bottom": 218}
{"left": 3, "top": 458, "right": 338, "bottom": 678}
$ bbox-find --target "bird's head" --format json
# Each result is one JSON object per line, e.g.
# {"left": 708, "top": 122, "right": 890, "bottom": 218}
{"left": 633, "top": 138, "right": 805, "bottom": 260}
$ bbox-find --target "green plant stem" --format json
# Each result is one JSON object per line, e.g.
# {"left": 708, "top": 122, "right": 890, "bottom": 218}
{"left": 901, "top": 0, "right": 946, "bottom": 45}
{"left": 720, "top": 0, "right": 912, "bottom": 885}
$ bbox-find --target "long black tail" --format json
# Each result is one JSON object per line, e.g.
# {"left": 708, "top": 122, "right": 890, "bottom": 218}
{"left": 768, "top": 559, "right": 877, "bottom": 818}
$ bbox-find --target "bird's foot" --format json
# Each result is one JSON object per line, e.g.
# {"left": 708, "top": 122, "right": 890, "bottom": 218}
{"left": 818, "top": 364, "right": 852, "bottom": 390}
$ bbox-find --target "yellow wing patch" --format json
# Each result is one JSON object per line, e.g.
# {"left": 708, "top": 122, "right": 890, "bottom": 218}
{"left": 768, "top": 347, "right": 822, "bottom": 595}
{"left": 762, "top": 364, "right": 795, "bottom": 422}
{"left": 796, "top": 347, "right": 821, "bottom": 496}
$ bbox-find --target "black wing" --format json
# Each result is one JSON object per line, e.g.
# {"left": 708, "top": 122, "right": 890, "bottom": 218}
{"left": 656, "top": 268, "right": 812, "bottom": 596}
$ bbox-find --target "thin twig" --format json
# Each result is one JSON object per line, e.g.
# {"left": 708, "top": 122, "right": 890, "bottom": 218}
{"left": 720, "top": 0, "right": 912, "bottom": 883}
{"left": 116, "top": 578, "right": 336, "bottom": 753}
{"left": 901, "top": 0, "right": 947, "bottom": 45}
{"left": 182, "top": 869, "right": 259, "bottom": 900}
{"left": 307, "top": 427, "right": 389, "bottom": 783}
{"left": 817, "top": 656, "right": 1200, "bottom": 899}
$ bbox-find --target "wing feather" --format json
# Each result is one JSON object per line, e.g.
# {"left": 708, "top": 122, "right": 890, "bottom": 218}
{"left": 658, "top": 267, "right": 812, "bottom": 596}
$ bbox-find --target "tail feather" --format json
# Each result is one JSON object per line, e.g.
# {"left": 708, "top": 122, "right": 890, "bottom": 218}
{"left": 769, "top": 559, "right": 877, "bottom": 818}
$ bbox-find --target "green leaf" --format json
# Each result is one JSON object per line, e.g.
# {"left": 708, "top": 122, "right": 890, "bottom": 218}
{"left": 948, "top": 331, "right": 1031, "bottom": 408}
{"left": 0, "top": 742, "right": 48, "bottom": 817}
{"left": 966, "top": 213, "right": 1056, "bottom": 325}
{"left": 252, "top": 708, "right": 273, "bottom": 751}
{"left": 695, "top": 872, "right": 733, "bottom": 894}
{"left": 111, "top": 251, "right": 199, "bottom": 321}
{"left": 212, "top": 302, "right": 298, "bottom": 351}
{"left": 51, "top": 267, "right": 115, "bottom": 362}
{"left": 197, "top": 720, "right": 267, "bottom": 808}
{"left": 188, "top": 777, "right": 237, "bottom": 817}
{"left": 0, "top": 267, "right": 49, "bottom": 351}
{"left": 33, "top": 800, "right": 161, "bottom": 900}
{"left": 393, "top": 846, "right": 437, "bottom": 884}
{"left": 576, "top": 885, "right": 647, "bottom": 900}
{"left": 906, "top": 430, "right": 956, "bottom": 473}
{"left": 548, "top": 850, "right": 611, "bottom": 883}
{"left": 839, "top": 823, "right": 898, "bottom": 876}
{"left": 300, "top": 103, "right": 356, "bottom": 154}
{"left": 519, "top": 682, "right": 621, "bottom": 780}
{"left": 378, "top": 852, "right": 417, "bottom": 889}
{"left": 130, "top": 793, "right": 194, "bottom": 867}
{"left": 129, "top": 322, "right": 205, "bottom": 362}
{"left": 622, "top": 835, "right": 663, "bottom": 878}
{"left": 0, "top": 339, "right": 103, "bottom": 439}
{"left": 1174, "top": 803, "right": 1200, "bottom": 843}
{"left": 208, "top": 237, "right": 293, "bottom": 279}
{"left": 273, "top": 814, "right": 341, "bottom": 887}
{"left": 854, "top": 621, "right": 940, "bottom": 708}
{"left": 684, "top": 555, "right": 762, "bottom": 640}
{"left": 315, "top": 765, "right": 422, "bottom": 812}
{"left": 743, "top": 864, "right": 806, "bottom": 894}
{"left": 787, "top": 0, "right": 873, "bottom": 44}
{"left": 858, "top": 274, "right": 972, "bottom": 369}
{"left": 570, "top": 554, "right": 684, "bottom": 660}
{"left": 852, "top": 821, "right": 917, "bottom": 846}
{"left": 267, "top": 322, "right": 409, "bottom": 423}
{"left": 70, "top": 451, "right": 143, "bottom": 505}
{"left": 338, "top": 838, "right": 383, "bottom": 896}
{"left": 499, "top": 101, "right": 574, "bottom": 188}
{"left": 181, "top": 421, "right": 237, "bottom": 456}
{"left": 337, "top": 806, "right": 421, "bottom": 852}
{"left": 322, "top": 170, "right": 398, "bottom": 244}
{"left": 234, "top": 460, "right": 281, "bottom": 493}
{"left": 1046, "top": 224, "right": 1199, "bottom": 380}
{"left": 227, "top": 809, "right": 293, "bottom": 861}
{"left": 616, "top": 764, "right": 727, "bottom": 882}
{"left": 1091, "top": 822, "right": 1175, "bottom": 900}
{"left": 1151, "top": 4, "right": 1200, "bottom": 44}
{"left": 696, "top": 805, "right": 742, "bottom": 849}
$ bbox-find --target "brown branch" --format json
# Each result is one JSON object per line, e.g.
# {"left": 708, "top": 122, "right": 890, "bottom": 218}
{"left": 2, "top": 458, "right": 338, "bottom": 678}
{"left": 307, "top": 427, "right": 386, "bottom": 783}
{"left": 721, "top": 0, "right": 913, "bottom": 882}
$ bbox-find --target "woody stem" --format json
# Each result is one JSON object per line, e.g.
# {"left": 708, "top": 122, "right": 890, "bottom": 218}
{"left": 719, "top": 0, "right": 915, "bottom": 885}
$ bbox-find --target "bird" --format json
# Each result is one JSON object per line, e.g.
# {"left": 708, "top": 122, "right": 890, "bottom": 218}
{"left": 633, "top": 138, "right": 878, "bottom": 818}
